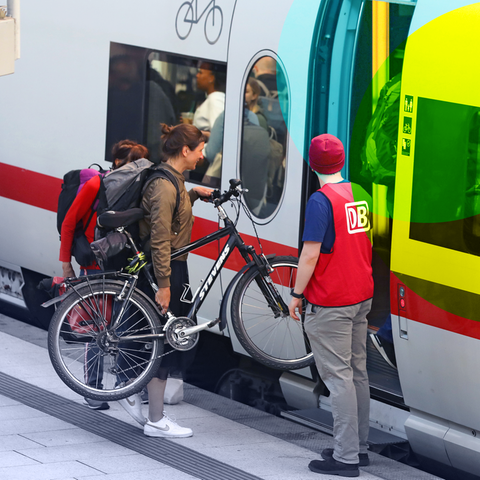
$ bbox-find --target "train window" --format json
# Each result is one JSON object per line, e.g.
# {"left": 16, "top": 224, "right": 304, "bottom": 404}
{"left": 105, "top": 42, "right": 226, "bottom": 188}
{"left": 409, "top": 98, "right": 480, "bottom": 256}
{"left": 239, "top": 56, "right": 289, "bottom": 219}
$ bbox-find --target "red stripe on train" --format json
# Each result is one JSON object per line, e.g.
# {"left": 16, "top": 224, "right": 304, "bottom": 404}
{"left": 0, "top": 162, "right": 62, "bottom": 212}
{"left": 0, "top": 162, "right": 298, "bottom": 269}
{"left": 390, "top": 272, "right": 480, "bottom": 340}
{"left": 190, "top": 218, "right": 298, "bottom": 271}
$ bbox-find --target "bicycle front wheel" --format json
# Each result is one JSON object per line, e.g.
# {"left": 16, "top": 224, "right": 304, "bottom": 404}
{"left": 48, "top": 280, "right": 164, "bottom": 401}
{"left": 231, "top": 256, "right": 314, "bottom": 370}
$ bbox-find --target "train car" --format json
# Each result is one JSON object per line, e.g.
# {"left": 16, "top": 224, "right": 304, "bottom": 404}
{"left": 1, "top": 0, "right": 479, "bottom": 477}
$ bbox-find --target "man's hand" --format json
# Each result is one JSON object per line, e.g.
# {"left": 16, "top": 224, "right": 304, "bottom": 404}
{"left": 155, "top": 287, "right": 171, "bottom": 314}
{"left": 289, "top": 297, "right": 303, "bottom": 321}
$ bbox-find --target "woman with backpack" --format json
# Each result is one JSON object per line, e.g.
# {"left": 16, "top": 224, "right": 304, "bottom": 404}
{"left": 60, "top": 140, "right": 150, "bottom": 278}
{"left": 120, "top": 123, "right": 212, "bottom": 438}
{"left": 58, "top": 140, "right": 149, "bottom": 410}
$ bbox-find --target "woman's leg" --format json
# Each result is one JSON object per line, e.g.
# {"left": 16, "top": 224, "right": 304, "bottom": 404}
{"left": 147, "top": 367, "right": 169, "bottom": 422}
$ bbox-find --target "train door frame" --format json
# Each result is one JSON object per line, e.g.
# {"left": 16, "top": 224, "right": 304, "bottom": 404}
{"left": 390, "top": 1, "right": 480, "bottom": 474}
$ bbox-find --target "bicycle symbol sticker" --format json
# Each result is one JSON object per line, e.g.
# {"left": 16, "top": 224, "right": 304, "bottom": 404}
{"left": 176, "top": 0, "right": 224, "bottom": 45}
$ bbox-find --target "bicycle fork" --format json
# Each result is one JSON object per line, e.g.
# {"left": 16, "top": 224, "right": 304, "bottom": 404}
{"left": 251, "top": 254, "right": 290, "bottom": 317}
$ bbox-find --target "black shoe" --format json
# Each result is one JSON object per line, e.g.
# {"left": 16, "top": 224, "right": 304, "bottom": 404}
{"left": 83, "top": 397, "right": 109, "bottom": 410}
{"left": 321, "top": 448, "right": 370, "bottom": 467}
{"left": 309, "top": 457, "right": 359, "bottom": 477}
{"left": 370, "top": 333, "right": 397, "bottom": 369}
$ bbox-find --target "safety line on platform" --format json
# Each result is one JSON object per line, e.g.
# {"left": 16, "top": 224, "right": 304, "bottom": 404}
{"left": 0, "top": 372, "right": 263, "bottom": 480}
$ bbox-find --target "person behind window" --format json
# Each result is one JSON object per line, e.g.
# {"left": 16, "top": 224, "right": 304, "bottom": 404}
{"left": 105, "top": 55, "right": 175, "bottom": 164}
{"left": 241, "top": 110, "right": 271, "bottom": 216}
{"left": 253, "top": 56, "right": 278, "bottom": 94}
{"left": 192, "top": 62, "right": 226, "bottom": 137}
{"left": 245, "top": 77, "right": 269, "bottom": 132}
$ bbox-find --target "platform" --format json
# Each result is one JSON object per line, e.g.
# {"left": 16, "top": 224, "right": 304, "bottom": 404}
{"left": 0, "top": 313, "right": 442, "bottom": 480}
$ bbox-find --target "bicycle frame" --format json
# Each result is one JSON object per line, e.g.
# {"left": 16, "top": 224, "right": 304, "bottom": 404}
{"left": 118, "top": 199, "right": 288, "bottom": 340}
{"left": 45, "top": 195, "right": 290, "bottom": 346}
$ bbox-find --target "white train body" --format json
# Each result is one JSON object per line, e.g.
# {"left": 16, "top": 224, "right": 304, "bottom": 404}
{"left": 1, "top": 0, "right": 480, "bottom": 476}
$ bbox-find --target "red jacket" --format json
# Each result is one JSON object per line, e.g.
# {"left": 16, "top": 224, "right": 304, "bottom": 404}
{"left": 303, "top": 182, "right": 373, "bottom": 307}
{"left": 59, "top": 175, "right": 101, "bottom": 270}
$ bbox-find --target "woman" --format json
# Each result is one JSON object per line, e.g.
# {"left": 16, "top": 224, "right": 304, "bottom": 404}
{"left": 193, "top": 62, "right": 226, "bottom": 137}
{"left": 135, "top": 123, "right": 212, "bottom": 437}
{"left": 245, "top": 77, "right": 268, "bottom": 132}
{"left": 60, "top": 140, "right": 149, "bottom": 278}
{"left": 59, "top": 140, "right": 149, "bottom": 411}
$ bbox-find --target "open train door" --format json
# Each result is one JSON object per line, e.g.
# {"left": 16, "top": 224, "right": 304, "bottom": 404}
{"left": 391, "top": 1, "right": 480, "bottom": 475}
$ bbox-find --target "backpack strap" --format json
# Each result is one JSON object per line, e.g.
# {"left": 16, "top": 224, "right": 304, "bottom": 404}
{"left": 256, "top": 78, "right": 271, "bottom": 97}
{"left": 142, "top": 167, "right": 181, "bottom": 218}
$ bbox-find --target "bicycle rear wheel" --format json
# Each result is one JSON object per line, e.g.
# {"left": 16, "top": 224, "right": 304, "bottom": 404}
{"left": 231, "top": 256, "right": 314, "bottom": 370}
{"left": 48, "top": 279, "right": 163, "bottom": 401}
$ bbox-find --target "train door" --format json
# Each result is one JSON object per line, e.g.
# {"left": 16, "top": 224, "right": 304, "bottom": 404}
{"left": 305, "top": 0, "right": 416, "bottom": 408}
{"left": 390, "top": 1, "right": 480, "bottom": 474}
{"left": 345, "top": 0, "right": 416, "bottom": 407}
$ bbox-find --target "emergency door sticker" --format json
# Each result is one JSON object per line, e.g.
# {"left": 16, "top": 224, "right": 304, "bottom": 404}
{"left": 345, "top": 201, "right": 371, "bottom": 234}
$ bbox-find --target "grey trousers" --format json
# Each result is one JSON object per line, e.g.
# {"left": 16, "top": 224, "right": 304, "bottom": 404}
{"left": 304, "top": 299, "right": 372, "bottom": 464}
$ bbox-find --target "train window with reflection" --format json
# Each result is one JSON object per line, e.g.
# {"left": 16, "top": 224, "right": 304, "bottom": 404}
{"left": 105, "top": 42, "right": 226, "bottom": 188}
{"left": 409, "top": 98, "right": 480, "bottom": 256}
{"left": 239, "top": 56, "right": 289, "bottom": 219}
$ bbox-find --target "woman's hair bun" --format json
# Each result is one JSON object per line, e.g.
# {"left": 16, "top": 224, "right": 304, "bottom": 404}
{"left": 160, "top": 123, "right": 173, "bottom": 135}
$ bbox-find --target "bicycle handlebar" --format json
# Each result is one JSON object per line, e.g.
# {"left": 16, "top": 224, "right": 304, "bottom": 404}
{"left": 211, "top": 179, "right": 247, "bottom": 207}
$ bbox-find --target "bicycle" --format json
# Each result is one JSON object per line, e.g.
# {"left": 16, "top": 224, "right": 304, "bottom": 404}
{"left": 175, "top": 0, "right": 223, "bottom": 45}
{"left": 45, "top": 179, "right": 312, "bottom": 402}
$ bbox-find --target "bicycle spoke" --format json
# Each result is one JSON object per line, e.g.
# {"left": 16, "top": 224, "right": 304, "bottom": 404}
{"left": 49, "top": 281, "right": 163, "bottom": 400}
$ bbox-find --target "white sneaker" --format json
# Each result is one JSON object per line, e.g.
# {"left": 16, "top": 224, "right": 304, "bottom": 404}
{"left": 118, "top": 393, "right": 146, "bottom": 426}
{"left": 144, "top": 412, "right": 193, "bottom": 438}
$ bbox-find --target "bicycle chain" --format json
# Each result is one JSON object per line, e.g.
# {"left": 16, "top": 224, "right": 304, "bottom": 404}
{"left": 116, "top": 327, "right": 180, "bottom": 360}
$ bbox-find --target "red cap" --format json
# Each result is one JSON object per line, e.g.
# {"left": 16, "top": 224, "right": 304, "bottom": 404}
{"left": 308, "top": 134, "right": 345, "bottom": 174}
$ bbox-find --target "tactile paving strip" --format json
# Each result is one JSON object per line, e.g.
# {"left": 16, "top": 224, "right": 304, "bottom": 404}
{"left": 0, "top": 372, "right": 262, "bottom": 480}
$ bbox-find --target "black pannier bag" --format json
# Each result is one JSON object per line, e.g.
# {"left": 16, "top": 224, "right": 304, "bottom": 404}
{"left": 90, "top": 231, "right": 129, "bottom": 271}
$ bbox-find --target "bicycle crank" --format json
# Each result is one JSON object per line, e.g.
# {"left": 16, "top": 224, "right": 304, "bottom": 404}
{"left": 164, "top": 317, "right": 199, "bottom": 351}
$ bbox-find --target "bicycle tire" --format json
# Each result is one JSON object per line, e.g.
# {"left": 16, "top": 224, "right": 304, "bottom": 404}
{"left": 48, "top": 279, "right": 164, "bottom": 401}
{"left": 231, "top": 256, "right": 314, "bottom": 370}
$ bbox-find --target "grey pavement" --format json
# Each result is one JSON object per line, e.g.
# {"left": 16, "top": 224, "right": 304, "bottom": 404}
{"left": 0, "top": 313, "right": 442, "bottom": 480}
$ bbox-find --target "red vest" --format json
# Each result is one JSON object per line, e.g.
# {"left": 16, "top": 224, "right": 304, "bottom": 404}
{"left": 303, "top": 182, "right": 373, "bottom": 307}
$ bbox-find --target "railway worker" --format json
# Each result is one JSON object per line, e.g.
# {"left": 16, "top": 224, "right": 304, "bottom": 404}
{"left": 288, "top": 134, "right": 374, "bottom": 478}
{"left": 122, "top": 123, "right": 212, "bottom": 438}
{"left": 59, "top": 140, "right": 150, "bottom": 411}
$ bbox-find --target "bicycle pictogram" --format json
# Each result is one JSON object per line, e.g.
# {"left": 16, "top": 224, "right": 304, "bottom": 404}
{"left": 175, "top": 0, "right": 223, "bottom": 45}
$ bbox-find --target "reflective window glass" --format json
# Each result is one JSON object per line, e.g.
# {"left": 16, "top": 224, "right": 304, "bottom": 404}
{"left": 239, "top": 56, "right": 288, "bottom": 218}
{"left": 409, "top": 98, "right": 480, "bottom": 256}
{"left": 105, "top": 42, "right": 226, "bottom": 188}
{"left": 347, "top": 1, "right": 414, "bottom": 328}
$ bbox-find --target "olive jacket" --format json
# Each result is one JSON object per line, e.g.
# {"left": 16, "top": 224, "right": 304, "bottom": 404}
{"left": 140, "top": 163, "right": 199, "bottom": 288}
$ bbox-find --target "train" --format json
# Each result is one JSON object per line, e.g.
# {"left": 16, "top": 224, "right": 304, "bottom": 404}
{"left": 1, "top": 0, "right": 479, "bottom": 477}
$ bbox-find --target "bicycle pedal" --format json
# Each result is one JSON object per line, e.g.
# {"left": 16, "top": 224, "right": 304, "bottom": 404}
{"left": 207, "top": 318, "right": 221, "bottom": 328}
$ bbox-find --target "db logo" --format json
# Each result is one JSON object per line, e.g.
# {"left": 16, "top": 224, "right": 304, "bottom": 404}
{"left": 345, "top": 201, "right": 371, "bottom": 234}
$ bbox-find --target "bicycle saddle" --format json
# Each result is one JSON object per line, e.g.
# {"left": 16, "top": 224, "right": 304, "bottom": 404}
{"left": 97, "top": 208, "right": 144, "bottom": 229}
